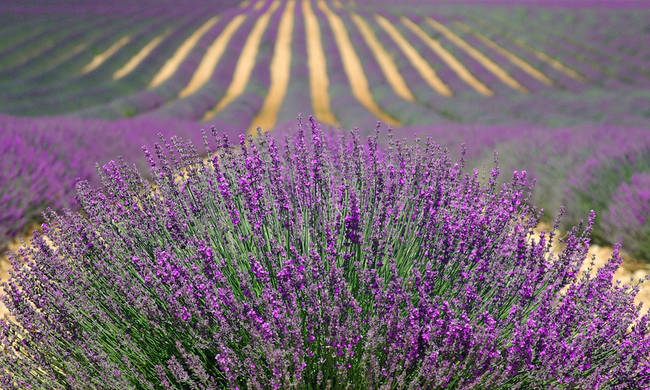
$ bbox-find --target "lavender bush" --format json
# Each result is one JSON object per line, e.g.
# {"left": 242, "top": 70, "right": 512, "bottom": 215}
{"left": 602, "top": 172, "right": 650, "bottom": 261}
{"left": 1, "top": 118, "right": 648, "bottom": 388}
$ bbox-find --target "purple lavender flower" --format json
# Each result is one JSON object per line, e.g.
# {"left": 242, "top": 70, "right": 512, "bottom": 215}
{"left": 0, "top": 118, "right": 647, "bottom": 388}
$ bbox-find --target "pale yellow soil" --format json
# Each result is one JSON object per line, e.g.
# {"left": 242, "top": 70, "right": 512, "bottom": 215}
{"left": 375, "top": 14, "right": 452, "bottom": 97}
{"left": 249, "top": 0, "right": 296, "bottom": 132}
{"left": 402, "top": 16, "right": 492, "bottom": 96}
{"left": 113, "top": 30, "right": 170, "bottom": 80}
{"left": 318, "top": 1, "right": 401, "bottom": 127}
{"left": 149, "top": 16, "right": 219, "bottom": 88}
{"left": 454, "top": 22, "right": 555, "bottom": 87}
{"left": 179, "top": 14, "right": 247, "bottom": 98}
{"left": 350, "top": 12, "right": 415, "bottom": 102}
{"left": 82, "top": 36, "right": 131, "bottom": 74}
{"left": 202, "top": 0, "right": 282, "bottom": 121}
{"left": 426, "top": 17, "right": 528, "bottom": 93}
{"left": 303, "top": 0, "right": 339, "bottom": 126}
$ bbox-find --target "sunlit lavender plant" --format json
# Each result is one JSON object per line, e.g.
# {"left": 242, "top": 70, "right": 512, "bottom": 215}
{"left": 1, "top": 118, "right": 648, "bottom": 389}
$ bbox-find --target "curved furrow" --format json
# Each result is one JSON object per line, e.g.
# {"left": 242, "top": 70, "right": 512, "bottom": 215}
{"left": 401, "top": 16, "right": 492, "bottom": 96}
{"left": 431, "top": 14, "right": 547, "bottom": 94}
{"left": 0, "top": 12, "right": 170, "bottom": 106}
{"left": 349, "top": 11, "right": 415, "bottom": 102}
{"left": 425, "top": 16, "right": 528, "bottom": 93}
{"left": 178, "top": 13, "right": 248, "bottom": 98}
{"left": 301, "top": 0, "right": 338, "bottom": 126}
{"left": 1, "top": 9, "right": 214, "bottom": 116}
{"left": 274, "top": 0, "right": 313, "bottom": 127}
{"left": 375, "top": 14, "right": 452, "bottom": 97}
{"left": 202, "top": 0, "right": 282, "bottom": 121}
{"left": 0, "top": 15, "right": 71, "bottom": 52}
{"left": 0, "top": 15, "right": 118, "bottom": 84}
{"left": 82, "top": 37, "right": 132, "bottom": 74}
{"left": 148, "top": 8, "right": 258, "bottom": 121}
{"left": 75, "top": 6, "right": 246, "bottom": 120}
{"left": 317, "top": 1, "right": 400, "bottom": 127}
{"left": 0, "top": 15, "right": 108, "bottom": 71}
{"left": 454, "top": 21, "right": 555, "bottom": 87}
{"left": 466, "top": 17, "right": 587, "bottom": 85}
{"left": 249, "top": 0, "right": 296, "bottom": 132}
{"left": 205, "top": 1, "right": 286, "bottom": 130}
{"left": 513, "top": 9, "right": 650, "bottom": 83}
{"left": 336, "top": 7, "right": 435, "bottom": 125}
{"left": 149, "top": 15, "right": 221, "bottom": 88}
{"left": 113, "top": 30, "right": 172, "bottom": 80}
{"left": 468, "top": 12, "right": 605, "bottom": 86}
{"left": 33, "top": 14, "right": 172, "bottom": 88}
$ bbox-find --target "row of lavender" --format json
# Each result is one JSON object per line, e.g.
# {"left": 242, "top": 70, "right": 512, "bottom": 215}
{"left": 402, "top": 123, "right": 650, "bottom": 261}
{"left": 0, "top": 1, "right": 648, "bottom": 128}
{"left": 1, "top": 120, "right": 648, "bottom": 387}
{"left": 0, "top": 114, "right": 241, "bottom": 248}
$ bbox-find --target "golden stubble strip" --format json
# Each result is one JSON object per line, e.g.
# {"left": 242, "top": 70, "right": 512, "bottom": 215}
{"left": 113, "top": 30, "right": 170, "bottom": 80}
{"left": 249, "top": 0, "right": 296, "bottom": 132}
{"left": 202, "top": 0, "right": 281, "bottom": 121}
{"left": 179, "top": 14, "right": 247, "bottom": 98}
{"left": 402, "top": 17, "right": 492, "bottom": 96}
{"left": 240, "top": 0, "right": 251, "bottom": 7}
{"left": 350, "top": 12, "right": 415, "bottom": 102}
{"left": 426, "top": 17, "right": 528, "bottom": 93}
{"left": 149, "top": 16, "right": 219, "bottom": 88}
{"left": 82, "top": 36, "right": 131, "bottom": 74}
{"left": 302, "top": 0, "right": 338, "bottom": 126}
{"left": 318, "top": 1, "right": 401, "bottom": 126}
{"left": 455, "top": 21, "right": 555, "bottom": 87}
{"left": 375, "top": 14, "right": 452, "bottom": 97}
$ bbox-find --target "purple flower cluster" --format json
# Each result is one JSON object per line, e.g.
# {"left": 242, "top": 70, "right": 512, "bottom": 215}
{"left": 1, "top": 118, "right": 647, "bottom": 388}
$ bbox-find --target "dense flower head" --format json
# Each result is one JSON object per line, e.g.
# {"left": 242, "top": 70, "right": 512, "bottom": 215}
{"left": 1, "top": 118, "right": 648, "bottom": 389}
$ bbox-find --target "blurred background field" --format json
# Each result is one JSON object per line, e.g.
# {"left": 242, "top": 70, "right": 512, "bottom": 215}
{"left": 0, "top": 0, "right": 648, "bottom": 296}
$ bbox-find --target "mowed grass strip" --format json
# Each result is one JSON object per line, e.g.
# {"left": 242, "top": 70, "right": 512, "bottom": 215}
{"left": 82, "top": 36, "right": 131, "bottom": 74}
{"left": 425, "top": 17, "right": 528, "bottom": 93}
{"left": 202, "top": 0, "right": 282, "bottom": 121}
{"left": 249, "top": 0, "right": 296, "bottom": 132}
{"left": 179, "top": 14, "right": 247, "bottom": 98}
{"left": 375, "top": 14, "right": 452, "bottom": 97}
{"left": 302, "top": 0, "right": 338, "bottom": 126}
{"left": 349, "top": 12, "right": 415, "bottom": 102}
{"left": 454, "top": 21, "right": 555, "bottom": 87}
{"left": 149, "top": 15, "right": 219, "bottom": 88}
{"left": 113, "top": 30, "right": 171, "bottom": 80}
{"left": 318, "top": 1, "right": 401, "bottom": 126}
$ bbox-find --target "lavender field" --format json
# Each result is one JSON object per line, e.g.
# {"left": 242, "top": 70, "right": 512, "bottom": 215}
{"left": 0, "top": 0, "right": 648, "bottom": 388}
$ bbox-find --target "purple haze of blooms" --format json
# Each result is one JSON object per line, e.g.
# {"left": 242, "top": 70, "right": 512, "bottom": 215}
{"left": 602, "top": 172, "right": 650, "bottom": 260}
{"left": 0, "top": 114, "right": 238, "bottom": 247}
{"left": 1, "top": 118, "right": 648, "bottom": 388}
